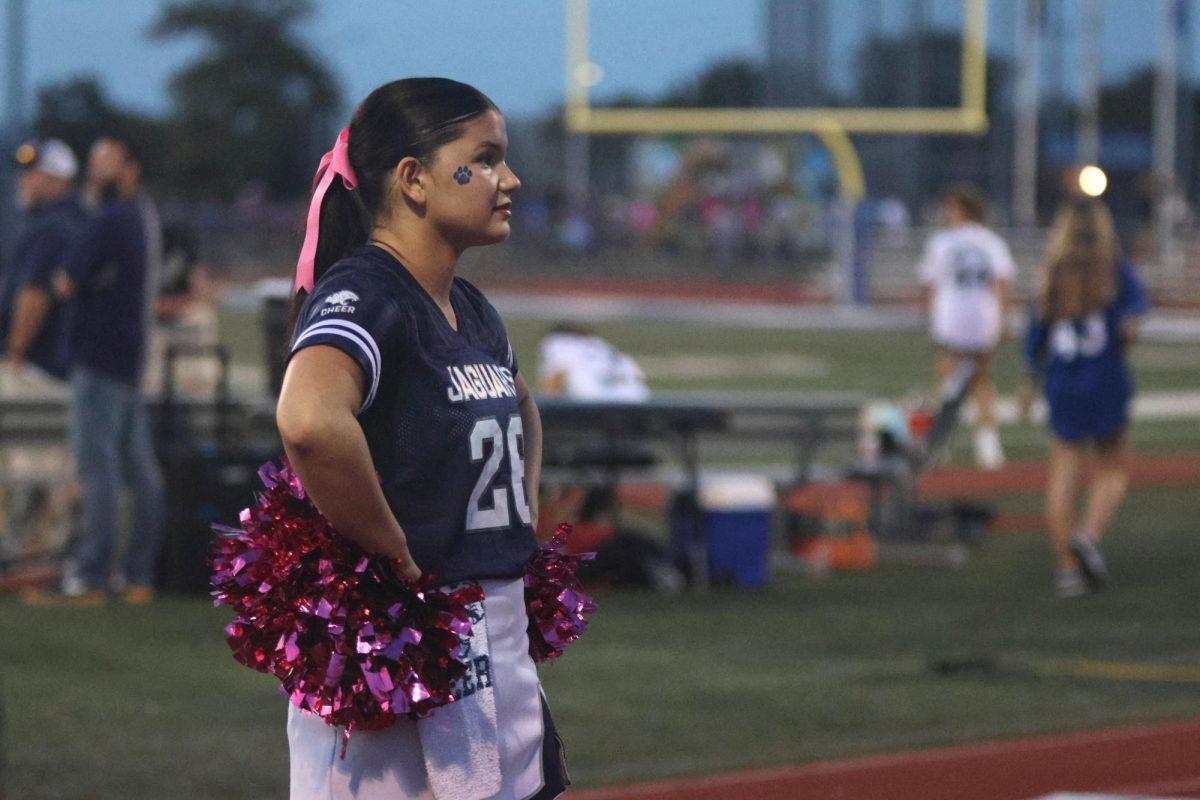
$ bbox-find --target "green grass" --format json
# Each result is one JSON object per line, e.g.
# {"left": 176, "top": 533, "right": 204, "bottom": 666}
{"left": 227, "top": 307, "right": 1200, "bottom": 398}
{"left": 225, "top": 306, "right": 1200, "bottom": 460}
{"left": 1, "top": 599, "right": 288, "bottom": 799}
{"left": 142, "top": 302, "right": 1198, "bottom": 795}
{"left": 504, "top": 318, "right": 1200, "bottom": 396}
{"left": 4, "top": 485, "right": 1200, "bottom": 798}
{"left": 544, "top": 486, "right": 1200, "bottom": 786}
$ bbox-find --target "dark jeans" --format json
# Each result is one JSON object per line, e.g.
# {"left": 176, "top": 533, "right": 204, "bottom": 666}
{"left": 69, "top": 366, "right": 165, "bottom": 590}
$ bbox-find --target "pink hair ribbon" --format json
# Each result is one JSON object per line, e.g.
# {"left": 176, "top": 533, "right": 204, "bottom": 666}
{"left": 294, "top": 127, "right": 358, "bottom": 293}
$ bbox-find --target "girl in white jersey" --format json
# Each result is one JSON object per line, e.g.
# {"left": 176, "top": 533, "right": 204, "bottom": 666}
{"left": 918, "top": 184, "right": 1017, "bottom": 469}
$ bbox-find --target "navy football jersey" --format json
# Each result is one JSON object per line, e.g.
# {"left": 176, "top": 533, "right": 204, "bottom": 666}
{"left": 289, "top": 245, "right": 536, "bottom": 584}
{"left": 1024, "top": 261, "right": 1150, "bottom": 441}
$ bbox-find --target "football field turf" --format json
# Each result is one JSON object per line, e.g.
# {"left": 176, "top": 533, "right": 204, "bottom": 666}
{"left": 227, "top": 304, "right": 1200, "bottom": 397}
{"left": 3, "top": 304, "right": 1194, "bottom": 797}
{"left": 224, "top": 305, "right": 1200, "bottom": 462}
{"left": 3, "top": 482, "right": 1198, "bottom": 797}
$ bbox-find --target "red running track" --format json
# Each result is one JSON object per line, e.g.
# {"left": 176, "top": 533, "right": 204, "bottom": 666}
{"left": 917, "top": 454, "right": 1200, "bottom": 499}
{"left": 567, "top": 717, "right": 1200, "bottom": 800}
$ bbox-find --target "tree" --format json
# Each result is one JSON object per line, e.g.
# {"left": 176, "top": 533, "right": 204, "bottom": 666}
{"left": 1100, "top": 68, "right": 1156, "bottom": 132}
{"left": 149, "top": 0, "right": 341, "bottom": 200}
{"left": 33, "top": 77, "right": 165, "bottom": 175}
{"left": 659, "top": 59, "right": 766, "bottom": 109}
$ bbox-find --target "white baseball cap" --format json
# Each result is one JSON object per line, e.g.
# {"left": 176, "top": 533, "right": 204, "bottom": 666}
{"left": 14, "top": 138, "right": 79, "bottom": 180}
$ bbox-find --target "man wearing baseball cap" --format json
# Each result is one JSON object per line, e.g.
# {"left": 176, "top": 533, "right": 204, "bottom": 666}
{"left": 22, "top": 135, "right": 165, "bottom": 608}
{"left": 2, "top": 138, "right": 86, "bottom": 381}
{"left": 0, "top": 139, "right": 86, "bottom": 598}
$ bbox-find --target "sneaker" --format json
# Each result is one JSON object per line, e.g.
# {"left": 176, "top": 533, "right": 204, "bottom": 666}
{"left": 1055, "top": 569, "right": 1087, "bottom": 599}
{"left": 122, "top": 585, "right": 156, "bottom": 606}
{"left": 20, "top": 587, "right": 107, "bottom": 608}
{"left": 974, "top": 427, "right": 1006, "bottom": 470}
{"left": 1070, "top": 532, "right": 1108, "bottom": 591}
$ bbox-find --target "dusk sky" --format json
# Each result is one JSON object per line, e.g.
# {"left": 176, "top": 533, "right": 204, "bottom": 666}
{"left": 1, "top": 0, "right": 1187, "bottom": 123}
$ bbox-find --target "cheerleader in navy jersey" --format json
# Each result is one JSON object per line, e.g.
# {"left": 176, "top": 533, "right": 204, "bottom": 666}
{"left": 1021, "top": 198, "right": 1149, "bottom": 599}
{"left": 277, "top": 78, "right": 568, "bottom": 799}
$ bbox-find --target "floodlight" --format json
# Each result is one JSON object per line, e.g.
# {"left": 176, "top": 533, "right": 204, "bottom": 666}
{"left": 1078, "top": 165, "right": 1107, "bottom": 197}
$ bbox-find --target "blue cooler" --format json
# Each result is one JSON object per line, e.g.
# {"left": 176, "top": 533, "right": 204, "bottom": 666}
{"left": 701, "top": 475, "right": 775, "bottom": 587}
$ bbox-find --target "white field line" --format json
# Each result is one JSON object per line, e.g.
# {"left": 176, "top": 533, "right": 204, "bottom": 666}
{"left": 962, "top": 392, "right": 1200, "bottom": 425}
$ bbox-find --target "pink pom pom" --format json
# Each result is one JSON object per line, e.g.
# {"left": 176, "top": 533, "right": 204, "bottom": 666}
{"left": 524, "top": 524, "right": 597, "bottom": 662}
{"left": 210, "top": 461, "right": 482, "bottom": 753}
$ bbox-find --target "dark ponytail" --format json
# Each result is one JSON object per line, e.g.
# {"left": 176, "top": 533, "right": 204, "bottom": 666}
{"left": 286, "top": 77, "right": 499, "bottom": 337}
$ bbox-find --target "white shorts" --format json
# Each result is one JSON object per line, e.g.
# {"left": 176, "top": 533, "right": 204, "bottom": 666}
{"left": 287, "top": 578, "right": 568, "bottom": 800}
{"left": 930, "top": 292, "right": 1003, "bottom": 355}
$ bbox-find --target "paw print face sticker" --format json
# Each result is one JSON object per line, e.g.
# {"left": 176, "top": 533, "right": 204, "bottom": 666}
{"left": 453, "top": 166, "right": 473, "bottom": 185}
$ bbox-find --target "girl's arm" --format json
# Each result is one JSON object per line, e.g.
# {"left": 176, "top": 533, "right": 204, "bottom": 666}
{"left": 1023, "top": 311, "right": 1049, "bottom": 376}
{"left": 1119, "top": 317, "right": 1141, "bottom": 347}
{"left": 1018, "top": 311, "right": 1049, "bottom": 423}
{"left": 996, "top": 277, "right": 1013, "bottom": 339}
{"left": 277, "top": 345, "right": 421, "bottom": 580}
{"left": 1116, "top": 262, "right": 1150, "bottom": 348}
{"left": 515, "top": 372, "right": 543, "bottom": 534}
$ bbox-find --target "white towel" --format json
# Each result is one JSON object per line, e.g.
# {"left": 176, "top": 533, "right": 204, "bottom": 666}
{"left": 416, "top": 593, "right": 502, "bottom": 800}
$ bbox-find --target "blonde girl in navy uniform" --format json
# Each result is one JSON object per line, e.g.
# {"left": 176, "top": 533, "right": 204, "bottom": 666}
{"left": 1022, "top": 198, "right": 1149, "bottom": 599}
{"left": 277, "top": 78, "right": 568, "bottom": 799}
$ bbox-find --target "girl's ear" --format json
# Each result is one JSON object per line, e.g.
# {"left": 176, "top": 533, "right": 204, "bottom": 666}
{"left": 392, "top": 156, "right": 428, "bottom": 206}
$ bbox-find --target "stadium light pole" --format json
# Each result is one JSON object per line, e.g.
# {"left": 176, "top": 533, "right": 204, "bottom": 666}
{"left": 563, "top": 109, "right": 590, "bottom": 225}
{"left": 2, "top": 0, "right": 29, "bottom": 249}
{"left": 1013, "top": 0, "right": 1042, "bottom": 228}
{"left": 563, "top": 0, "right": 591, "bottom": 234}
{"left": 1153, "top": 0, "right": 1182, "bottom": 284}
{"left": 5, "top": 0, "right": 26, "bottom": 125}
{"left": 1076, "top": 0, "right": 1102, "bottom": 167}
